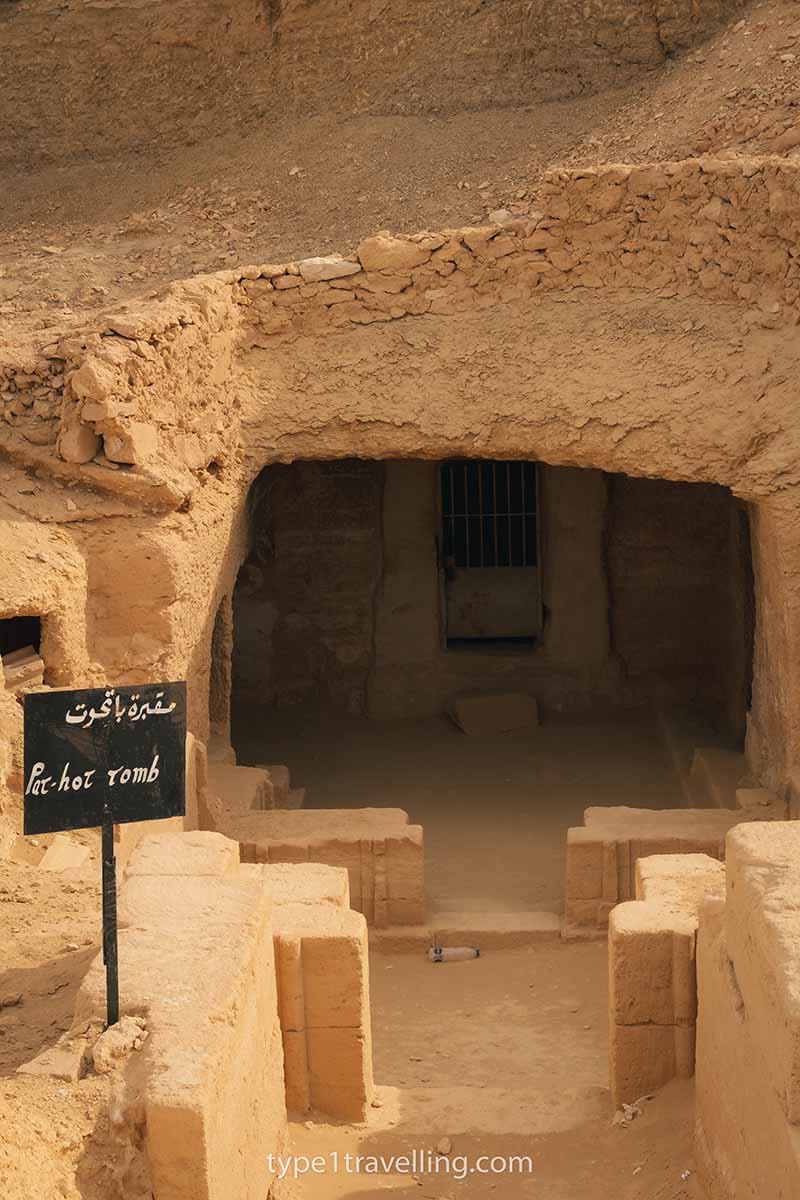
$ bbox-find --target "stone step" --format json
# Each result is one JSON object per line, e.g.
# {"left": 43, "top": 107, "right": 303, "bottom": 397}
{"left": 253, "top": 764, "right": 306, "bottom": 809}
{"left": 2, "top": 644, "right": 44, "bottom": 693}
{"left": 370, "top": 910, "right": 562, "bottom": 951}
{"left": 207, "top": 762, "right": 274, "bottom": 812}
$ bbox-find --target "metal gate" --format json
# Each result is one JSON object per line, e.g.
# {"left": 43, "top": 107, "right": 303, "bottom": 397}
{"left": 439, "top": 460, "right": 543, "bottom": 644}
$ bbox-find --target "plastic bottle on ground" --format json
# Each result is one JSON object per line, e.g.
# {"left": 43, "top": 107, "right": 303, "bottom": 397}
{"left": 427, "top": 946, "right": 480, "bottom": 962}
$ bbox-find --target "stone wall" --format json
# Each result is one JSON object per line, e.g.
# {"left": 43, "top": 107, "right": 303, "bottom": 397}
{"left": 0, "top": 359, "right": 65, "bottom": 450}
{"left": 233, "top": 459, "right": 384, "bottom": 712}
{"left": 607, "top": 475, "right": 752, "bottom": 735}
{"left": 609, "top": 852, "right": 726, "bottom": 1107}
{"left": 695, "top": 823, "right": 800, "bottom": 1198}
{"left": 237, "top": 158, "right": 800, "bottom": 344}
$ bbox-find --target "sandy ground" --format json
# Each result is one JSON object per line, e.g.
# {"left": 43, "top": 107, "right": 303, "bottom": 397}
{"left": 0, "top": 840, "right": 101, "bottom": 1076}
{"left": 0, "top": 835, "right": 123, "bottom": 1200}
{"left": 286, "top": 943, "right": 703, "bottom": 1200}
{"left": 234, "top": 710, "right": 687, "bottom": 912}
{"left": 2, "top": 0, "right": 800, "bottom": 340}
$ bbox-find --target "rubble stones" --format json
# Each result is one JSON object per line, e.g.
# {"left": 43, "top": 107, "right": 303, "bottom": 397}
{"left": 103, "top": 421, "right": 158, "bottom": 465}
{"left": 357, "top": 234, "right": 432, "bottom": 272}
{"left": 57, "top": 419, "right": 101, "bottom": 464}
{"left": 69, "top": 359, "right": 116, "bottom": 403}
{"left": 91, "top": 1015, "right": 148, "bottom": 1074}
{"left": 297, "top": 256, "right": 361, "bottom": 282}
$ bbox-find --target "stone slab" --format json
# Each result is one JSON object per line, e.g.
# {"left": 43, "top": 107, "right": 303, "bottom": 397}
{"left": 40, "top": 834, "right": 91, "bottom": 872}
{"left": 125, "top": 830, "right": 240, "bottom": 879}
{"left": 208, "top": 762, "right": 274, "bottom": 813}
{"left": 258, "top": 862, "right": 350, "bottom": 909}
{"left": 448, "top": 690, "right": 539, "bottom": 735}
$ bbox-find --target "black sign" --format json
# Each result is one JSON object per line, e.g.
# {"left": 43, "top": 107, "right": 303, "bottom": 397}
{"left": 23, "top": 681, "right": 186, "bottom": 835}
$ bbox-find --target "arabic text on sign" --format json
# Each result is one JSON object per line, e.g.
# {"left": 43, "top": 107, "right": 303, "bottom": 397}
{"left": 65, "top": 689, "right": 177, "bottom": 729}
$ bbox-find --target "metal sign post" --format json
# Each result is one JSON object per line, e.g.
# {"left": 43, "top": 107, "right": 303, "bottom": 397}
{"left": 23, "top": 681, "right": 186, "bottom": 1028}
{"left": 101, "top": 809, "right": 120, "bottom": 1027}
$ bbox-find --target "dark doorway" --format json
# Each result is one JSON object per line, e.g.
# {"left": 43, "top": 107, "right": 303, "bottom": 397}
{"left": 0, "top": 615, "right": 41, "bottom": 657}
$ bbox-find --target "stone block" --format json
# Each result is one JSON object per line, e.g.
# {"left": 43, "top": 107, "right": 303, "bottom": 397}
{"left": 125, "top": 830, "right": 239, "bottom": 878}
{"left": 286, "top": 787, "right": 306, "bottom": 810}
{"left": 695, "top": 881, "right": 800, "bottom": 1200}
{"left": 357, "top": 234, "right": 431, "bottom": 272}
{"left": 40, "top": 834, "right": 91, "bottom": 873}
{"left": 610, "top": 907, "right": 688, "bottom": 1027}
{"left": 58, "top": 418, "right": 100, "bottom": 464}
{"left": 609, "top": 1023, "right": 677, "bottom": 1105}
{"left": 385, "top": 829, "right": 425, "bottom": 912}
{"left": 281, "top": 1030, "right": 311, "bottom": 1112}
{"left": 306, "top": 1027, "right": 373, "bottom": 1122}
{"left": 297, "top": 256, "right": 360, "bottom": 282}
{"left": 74, "top": 867, "right": 286, "bottom": 1200}
{"left": 722, "top": 822, "right": 800, "bottom": 1124}
{"left": 184, "top": 732, "right": 204, "bottom": 831}
{"left": 306, "top": 837, "right": 364, "bottom": 903}
{"left": 208, "top": 762, "right": 274, "bottom": 812}
{"left": 271, "top": 900, "right": 373, "bottom": 1121}
{"left": 565, "top": 805, "right": 754, "bottom": 929}
{"left": 103, "top": 420, "right": 158, "bottom": 465}
{"left": 115, "top": 814, "right": 185, "bottom": 868}
{"left": 2, "top": 645, "right": 45, "bottom": 692}
{"left": 217, "top": 808, "right": 424, "bottom": 927}
{"left": 17, "top": 1035, "right": 88, "bottom": 1083}
{"left": 608, "top": 852, "right": 724, "bottom": 1107}
{"left": 565, "top": 828, "right": 604, "bottom": 901}
{"left": 262, "top": 764, "right": 290, "bottom": 806}
{"left": 300, "top": 914, "right": 368, "bottom": 1029}
{"left": 261, "top": 862, "right": 350, "bottom": 909}
{"left": 274, "top": 933, "right": 305, "bottom": 1030}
